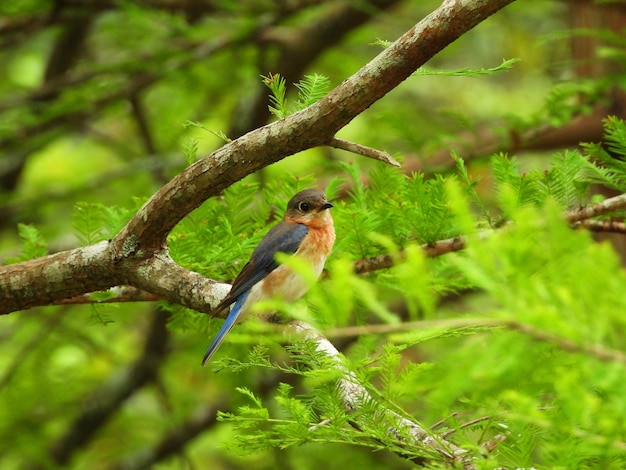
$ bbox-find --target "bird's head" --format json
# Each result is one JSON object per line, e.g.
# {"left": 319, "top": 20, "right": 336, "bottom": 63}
{"left": 285, "top": 189, "right": 333, "bottom": 228}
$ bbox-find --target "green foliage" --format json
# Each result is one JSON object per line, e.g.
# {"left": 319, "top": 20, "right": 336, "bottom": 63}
{"left": 192, "top": 122, "right": 626, "bottom": 467}
{"left": 5, "top": 223, "right": 47, "bottom": 263}
{"left": 581, "top": 116, "right": 626, "bottom": 192}
{"left": 263, "top": 73, "right": 288, "bottom": 119}
{"left": 10, "top": 120, "right": 626, "bottom": 469}
{"left": 491, "top": 153, "right": 583, "bottom": 222}
{"left": 218, "top": 348, "right": 443, "bottom": 462}
{"left": 5, "top": 3, "right": 626, "bottom": 470}
{"left": 183, "top": 121, "right": 231, "bottom": 145}
{"left": 541, "top": 79, "right": 606, "bottom": 127}
{"left": 72, "top": 201, "right": 137, "bottom": 245}
{"left": 294, "top": 74, "right": 331, "bottom": 109}
{"left": 262, "top": 73, "right": 331, "bottom": 119}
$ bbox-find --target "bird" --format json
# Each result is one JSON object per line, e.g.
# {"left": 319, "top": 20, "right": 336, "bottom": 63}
{"left": 202, "top": 189, "right": 335, "bottom": 366}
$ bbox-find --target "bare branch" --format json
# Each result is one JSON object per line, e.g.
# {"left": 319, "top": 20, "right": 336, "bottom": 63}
{"left": 353, "top": 226, "right": 508, "bottom": 275}
{"left": 353, "top": 235, "right": 469, "bottom": 274}
{"left": 440, "top": 416, "right": 492, "bottom": 439}
{"left": 328, "top": 138, "right": 401, "bottom": 167}
{"left": 504, "top": 320, "right": 626, "bottom": 364}
{"left": 129, "top": 250, "right": 231, "bottom": 316}
{"left": 0, "top": 243, "right": 231, "bottom": 316}
{"left": 571, "top": 219, "right": 626, "bottom": 233}
{"left": 565, "top": 192, "right": 626, "bottom": 222}
{"left": 352, "top": 252, "right": 395, "bottom": 274}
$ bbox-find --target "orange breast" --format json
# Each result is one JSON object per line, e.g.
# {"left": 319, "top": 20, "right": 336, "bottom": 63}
{"left": 261, "top": 214, "right": 335, "bottom": 302}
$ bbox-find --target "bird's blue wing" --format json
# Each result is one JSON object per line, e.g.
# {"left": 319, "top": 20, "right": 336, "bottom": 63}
{"left": 201, "top": 290, "right": 249, "bottom": 365}
{"left": 249, "top": 221, "right": 309, "bottom": 278}
{"left": 202, "top": 222, "right": 308, "bottom": 365}
{"left": 215, "top": 222, "right": 309, "bottom": 311}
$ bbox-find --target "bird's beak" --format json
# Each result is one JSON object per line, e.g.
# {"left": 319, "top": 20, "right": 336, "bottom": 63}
{"left": 322, "top": 202, "right": 333, "bottom": 210}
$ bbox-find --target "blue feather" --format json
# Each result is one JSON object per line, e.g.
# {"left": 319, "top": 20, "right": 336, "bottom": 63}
{"left": 201, "top": 290, "right": 250, "bottom": 366}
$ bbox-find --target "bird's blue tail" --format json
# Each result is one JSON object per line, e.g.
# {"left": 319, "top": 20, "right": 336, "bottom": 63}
{"left": 201, "top": 291, "right": 249, "bottom": 366}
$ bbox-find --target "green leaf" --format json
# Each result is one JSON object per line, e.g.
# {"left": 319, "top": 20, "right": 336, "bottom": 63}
{"left": 294, "top": 73, "right": 331, "bottom": 110}
{"left": 5, "top": 223, "right": 48, "bottom": 263}
{"left": 183, "top": 120, "right": 231, "bottom": 143}
{"left": 262, "top": 73, "right": 288, "bottom": 119}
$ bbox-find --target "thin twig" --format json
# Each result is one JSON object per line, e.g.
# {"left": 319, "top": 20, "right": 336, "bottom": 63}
{"left": 324, "top": 317, "right": 626, "bottom": 364}
{"left": 430, "top": 412, "right": 459, "bottom": 431}
{"left": 440, "top": 416, "right": 491, "bottom": 438}
{"left": 328, "top": 137, "right": 401, "bottom": 167}
{"left": 353, "top": 235, "right": 473, "bottom": 274}
{"left": 481, "top": 433, "right": 508, "bottom": 453}
{"left": 323, "top": 317, "right": 487, "bottom": 338}
{"left": 565, "top": 193, "right": 626, "bottom": 222}
{"left": 54, "top": 286, "right": 162, "bottom": 305}
{"left": 571, "top": 219, "right": 626, "bottom": 233}
{"left": 504, "top": 320, "right": 626, "bottom": 364}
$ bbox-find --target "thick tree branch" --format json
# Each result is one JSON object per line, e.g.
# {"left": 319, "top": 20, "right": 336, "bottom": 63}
{"left": 353, "top": 235, "right": 469, "bottom": 274}
{"left": 129, "top": 251, "right": 232, "bottom": 316}
{"left": 0, "top": 242, "right": 115, "bottom": 314}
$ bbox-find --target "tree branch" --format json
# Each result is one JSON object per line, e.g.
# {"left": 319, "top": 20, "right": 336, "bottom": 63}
{"left": 0, "top": 242, "right": 115, "bottom": 314}
{"left": 571, "top": 219, "right": 626, "bottom": 234}
{"left": 328, "top": 138, "right": 401, "bottom": 167}
{"left": 565, "top": 192, "right": 626, "bottom": 222}
{"left": 353, "top": 235, "right": 469, "bottom": 274}
{"left": 323, "top": 317, "right": 626, "bottom": 364}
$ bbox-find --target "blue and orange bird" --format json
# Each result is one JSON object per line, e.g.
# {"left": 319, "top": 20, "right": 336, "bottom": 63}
{"left": 202, "top": 189, "right": 335, "bottom": 366}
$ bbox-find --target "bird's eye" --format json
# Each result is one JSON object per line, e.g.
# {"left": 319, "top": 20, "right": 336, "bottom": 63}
{"left": 298, "top": 202, "right": 310, "bottom": 212}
